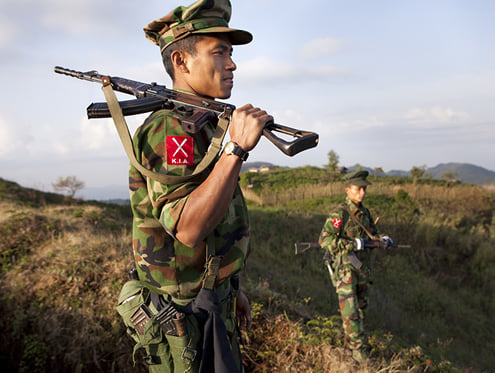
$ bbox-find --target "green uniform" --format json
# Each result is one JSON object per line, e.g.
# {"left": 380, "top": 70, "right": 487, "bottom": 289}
{"left": 129, "top": 107, "right": 250, "bottom": 304}
{"left": 125, "top": 105, "right": 250, "bottom": 372}
{"left": 116, "top": 1, "right": 255, "bottom": 371}
{"left": 319, "top": 196, "right": 378, "bottom": 352}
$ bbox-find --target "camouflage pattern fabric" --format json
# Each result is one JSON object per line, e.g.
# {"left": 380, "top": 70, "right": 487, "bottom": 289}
{"left": 129, "top": 105, "right": 250, "bottom": 306}
{"left": 143, "top": 0, "right": 252, "bottom": 52}
{"left": 319, "top": 196, "right": 378, "bottom": 351}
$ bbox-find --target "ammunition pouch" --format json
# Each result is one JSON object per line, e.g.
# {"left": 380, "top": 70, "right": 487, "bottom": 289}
{"left": 116, "top": 278, "right": 241, "bottom": 371}
{"left": 116, "top": 280, "right": 202, "bottom": 371}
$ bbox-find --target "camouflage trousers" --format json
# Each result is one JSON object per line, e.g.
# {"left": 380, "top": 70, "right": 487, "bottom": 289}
{"left": 145, "top": 296, "right": 243, "bottom": 373}
{"left": 116, "top": 280, "right": 244, "bottom": 373}
{"left": 335, "top": 264, "right": 370, "bottom": 351}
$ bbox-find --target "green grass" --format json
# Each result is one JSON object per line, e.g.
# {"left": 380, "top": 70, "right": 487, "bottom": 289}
{"left": 242, "top": 174, "right": 495, "bottom": 372}
{"left": 1, "top": 169, "right": 494, "bottom": 372}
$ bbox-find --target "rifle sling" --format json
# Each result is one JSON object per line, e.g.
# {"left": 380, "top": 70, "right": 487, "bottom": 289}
{"left": 101, "top": 79, "right": 229, "bottom": 185}
{"left": 339, "top": 204, "right": 376, "bottom": 240}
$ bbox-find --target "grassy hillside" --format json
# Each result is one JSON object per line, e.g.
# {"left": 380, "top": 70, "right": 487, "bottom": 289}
{"left": 0, "top": 172, "right": 494, "bottom": 372}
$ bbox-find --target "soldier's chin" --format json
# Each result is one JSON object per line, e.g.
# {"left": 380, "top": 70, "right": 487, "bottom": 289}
{"left": 217, "top": 91, "right": 232, "bottom": 100}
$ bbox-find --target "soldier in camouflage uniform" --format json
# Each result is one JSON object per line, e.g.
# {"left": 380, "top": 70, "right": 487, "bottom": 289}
{"left": 118, "top": 1, "right": 273, "bottom": 372}
{"left": 318, "top": 170, "right": 394, "bottom": 364}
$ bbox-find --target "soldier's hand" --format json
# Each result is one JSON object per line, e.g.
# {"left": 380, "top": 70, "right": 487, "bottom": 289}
{"left": 381, "top": 235, "right": 395, "bottom": 249}
{"left": 236, "top": 290, "right": 252, "bottom": 330}
{"left": 229, "top": 104, "right": 273, "bottom": 152}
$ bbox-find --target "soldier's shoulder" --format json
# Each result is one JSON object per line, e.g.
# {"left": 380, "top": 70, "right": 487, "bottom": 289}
{"left": 135, "top": 108, "right": 186, "bottom": 137}
{"left": 324, "top": 207, "right": 345, "bottom": 225}
{"left": 332, "top": 202, "right": 348, "bottom": 214}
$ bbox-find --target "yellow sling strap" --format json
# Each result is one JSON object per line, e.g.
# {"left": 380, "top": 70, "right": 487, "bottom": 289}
{"left": 340, "top": 204, "right": 377, "bottom": 240}
{"left": 101, "top": 77, "right": 229, "bottom": 185}
{"left": 201, "top": 233, "right": 222, "bottom": 290}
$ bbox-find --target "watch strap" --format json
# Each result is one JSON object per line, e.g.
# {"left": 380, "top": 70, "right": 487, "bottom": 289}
{"left": 225, "top": 141, "right": 249, "bottom": 161}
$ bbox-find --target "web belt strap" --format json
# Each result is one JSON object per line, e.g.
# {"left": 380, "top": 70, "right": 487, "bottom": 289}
{"left": 202, "top": 233, "right": 223, "bottom": 290}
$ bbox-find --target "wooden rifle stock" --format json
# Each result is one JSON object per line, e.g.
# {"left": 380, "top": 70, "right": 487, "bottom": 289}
{"left": 54, "top": 66, "right": 319, "bottom": 157}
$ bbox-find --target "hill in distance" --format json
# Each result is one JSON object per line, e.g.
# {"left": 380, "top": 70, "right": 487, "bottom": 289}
{"left": 245, "top": 162, "right": 495, "bottom": 186}
{"left": 426, "top": 162, "right": 495, "bottom": 184}
{"left": 76, "top": 162, "right": 495, "bottom": 202}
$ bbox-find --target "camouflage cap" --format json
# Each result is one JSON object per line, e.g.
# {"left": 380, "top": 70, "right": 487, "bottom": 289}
{"left": 144, "top": 0, "right": 253, "bottom": 52}
{"left": 344, "top": 170, "right": 372, "bottom": 186}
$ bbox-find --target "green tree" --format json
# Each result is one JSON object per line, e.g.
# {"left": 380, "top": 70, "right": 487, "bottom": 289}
{"left": 52, "top": 176, "right": 85, "bottom": 199}
{"left": 410, "top": 165, "right": 426, "bottom": 184}
{"left": 326, "top": 150, "right": 339, "bottom": 172}
{"left": 441, "top": 172, "right": 458, "bottom": 181}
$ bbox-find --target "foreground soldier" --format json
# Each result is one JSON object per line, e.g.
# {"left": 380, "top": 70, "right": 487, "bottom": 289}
{"left": 116, "top": 1, "right": 272, "bottom": 372}
{"left": 318, "top": 170, "right": 394, "bottom": 364}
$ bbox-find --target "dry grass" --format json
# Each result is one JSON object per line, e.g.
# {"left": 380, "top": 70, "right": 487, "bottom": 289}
{"left": 243, "top": 312, "right": 436, "bottom": 373}
{"left": 0, "top": 202, "right": 138, "bottom": 372}
{"left": 0, "top": 181, "right": 471, "bottom": 372}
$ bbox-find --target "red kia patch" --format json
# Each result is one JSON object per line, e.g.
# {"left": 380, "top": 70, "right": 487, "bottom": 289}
{"left": 166, "top": 136, "right": 194, "bottom": 166}
{"left": 332, "top": 218, "right": 342, "bottom": 229}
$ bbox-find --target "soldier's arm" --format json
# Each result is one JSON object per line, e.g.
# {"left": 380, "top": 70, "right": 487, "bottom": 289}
{"left": 319, "top": 211, "right": 363, "bottom": 256}
{"left": 175, "top": 105, "right": 272, "bottom": 248}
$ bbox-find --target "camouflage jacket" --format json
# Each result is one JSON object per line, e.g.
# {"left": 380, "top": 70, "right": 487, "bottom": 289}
{"left": 319, "top": 197, "right": 378, "bottom": 268}
{"left": 129, "top": 106, "right": 250, "bottom": 305}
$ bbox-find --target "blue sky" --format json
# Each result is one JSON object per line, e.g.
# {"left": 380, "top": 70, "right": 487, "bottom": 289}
{"left": 1, "top": 0, "right": 494, "bottom": 198}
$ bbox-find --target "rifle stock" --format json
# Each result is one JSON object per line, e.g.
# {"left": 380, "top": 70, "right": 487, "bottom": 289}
{"left": 294, "top": 242, "right": 321, "bottom": 255}
{"left": 54, "top": 66, "right": 319, "bottom": 157}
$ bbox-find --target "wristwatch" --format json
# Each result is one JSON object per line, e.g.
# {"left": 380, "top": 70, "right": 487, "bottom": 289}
{"left": 223, "top": 141, "right": 249, "bottom": 161}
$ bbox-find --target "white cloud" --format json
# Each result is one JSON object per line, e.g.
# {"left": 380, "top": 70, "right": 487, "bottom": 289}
{"left": 0, "top": 15, "right": 17, "bottom": 48}
{"left": 237, "top": 56, "right": 348, "bottom": 85}
{"left": 404, "top": 106, "right": 470, "bottom": 125}
{"left": 300, "top": 37, "right": 345, "bottom": 59}
{"left": 239, "top": 56, "right": 297, "bottom": 80}
{"left": 0, "top": 116, "right": 19, "bottom": 155}
{"left": 1, "top": 0, "right": 139, "bottom": 42}
{"left": 38, "top": 0, "right": 115, "bottom": 35}
{"left": 76, "top": 116, "right": 130, "bottom": 155}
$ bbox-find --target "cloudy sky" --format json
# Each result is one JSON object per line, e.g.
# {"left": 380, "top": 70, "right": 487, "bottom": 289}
{"left": 1, "top": 0, "right": 494, "bottom": 198}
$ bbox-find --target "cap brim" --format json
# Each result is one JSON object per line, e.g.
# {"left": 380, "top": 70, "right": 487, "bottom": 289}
{"left": 193, "top": 27, "right": 253, "bottom": 45}
{"left": 350, "top": 180, "right": 372, "bottom": 186}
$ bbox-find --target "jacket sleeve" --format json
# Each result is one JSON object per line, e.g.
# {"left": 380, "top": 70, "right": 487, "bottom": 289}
{"left": 318, "top": 209, "right": 358, "bottom": 256}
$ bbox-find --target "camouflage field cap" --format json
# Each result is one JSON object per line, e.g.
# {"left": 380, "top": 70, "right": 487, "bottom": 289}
{"left": 344, "top": 170, "right": 372, "bottom": 186}
{"left": 144, "top": 0, "right": 253, "bottom": 52}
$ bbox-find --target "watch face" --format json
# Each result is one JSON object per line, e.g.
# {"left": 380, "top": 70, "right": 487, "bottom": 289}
{"left": 224, "top": 141, "right": 248, "bottom": 161}
{"left": 225, "top": 141, "right": 235, "bottom": 154}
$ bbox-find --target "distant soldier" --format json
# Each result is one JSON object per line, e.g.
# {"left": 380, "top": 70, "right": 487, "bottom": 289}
{"left": 318, "top": 170, "right": 395, "bottom": 364}
{"left": 116, "top": 0, "right": 272, "bottom": 372}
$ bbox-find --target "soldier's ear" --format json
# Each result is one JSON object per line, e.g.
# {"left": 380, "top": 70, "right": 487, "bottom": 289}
{"left": 171, "top": 50, "right": 190, "bottom": 74}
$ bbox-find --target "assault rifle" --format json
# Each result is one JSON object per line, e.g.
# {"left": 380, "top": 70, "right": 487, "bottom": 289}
{"left": 54, "top": 66, "right": 319, "bottom": 157}
{"left": 295, "top": 241, "right": 411, "bottom": 277}
{"left": 294, "top": 241, "right": 411, "bottom": 255}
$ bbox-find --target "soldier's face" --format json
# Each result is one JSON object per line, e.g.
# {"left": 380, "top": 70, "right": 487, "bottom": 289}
{"left": 181, "top": 34, "right": 237, "bottom": 99}
{"left": 346, "top": 185, "right": 367, "bottom": 204}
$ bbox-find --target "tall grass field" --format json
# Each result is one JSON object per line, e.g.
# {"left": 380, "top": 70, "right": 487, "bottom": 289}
{"left": 0, "top": 169, "right": 493, "bottom": 372}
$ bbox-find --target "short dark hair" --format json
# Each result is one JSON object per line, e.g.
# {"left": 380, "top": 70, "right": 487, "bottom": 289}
{"left": 161, "top": 34, "right": 204, "bottom": 81}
